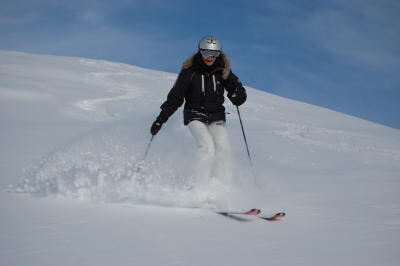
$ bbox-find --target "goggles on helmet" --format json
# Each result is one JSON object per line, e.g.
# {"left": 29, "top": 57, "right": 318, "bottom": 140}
{"left": 200, "top": 49, "right": 221, "bottom": 58}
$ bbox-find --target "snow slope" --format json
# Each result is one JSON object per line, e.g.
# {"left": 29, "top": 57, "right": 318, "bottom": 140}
{"left": 1, "top": 50, "right": 400, "bottom": 266}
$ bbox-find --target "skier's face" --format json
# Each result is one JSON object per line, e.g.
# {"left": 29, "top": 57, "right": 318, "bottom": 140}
{"left": 202, "top": 55, "right": 216, "bottom": 66}
{"left": 200, "top": 49, "right": 220, "bottom": 66}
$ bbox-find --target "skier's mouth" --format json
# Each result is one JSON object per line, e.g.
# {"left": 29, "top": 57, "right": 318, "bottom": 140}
{"left": 203, "top": 57, "right": 216, "bottom": 66}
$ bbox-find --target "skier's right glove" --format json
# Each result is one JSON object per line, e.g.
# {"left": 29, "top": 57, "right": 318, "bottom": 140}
{"left": 150, "top": 119, "right": 163, "bottom": 135}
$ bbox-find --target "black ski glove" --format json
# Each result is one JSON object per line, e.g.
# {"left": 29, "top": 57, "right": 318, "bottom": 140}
{"left": 228, "top": 89, "right": 247, "bottom": 106}
{"left": 150, "top": 119, "right": 163, "bottom": 135}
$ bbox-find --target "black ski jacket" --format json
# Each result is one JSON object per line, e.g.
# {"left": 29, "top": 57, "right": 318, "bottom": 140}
{"left": 156, "top": 52, "right": 247, "bottom": 125}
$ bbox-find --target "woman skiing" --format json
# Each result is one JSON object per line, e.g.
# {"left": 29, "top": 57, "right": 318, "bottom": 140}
{"left": 150, "top": 35, "right": 247, "bottom": 192}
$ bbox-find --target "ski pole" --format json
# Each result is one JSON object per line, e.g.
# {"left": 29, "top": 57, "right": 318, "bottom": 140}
{"left": 236, "top": 106, "right": 257, "bottom": 185}
{"left": 136, "top": 135, "right": 154, "bottom": 173}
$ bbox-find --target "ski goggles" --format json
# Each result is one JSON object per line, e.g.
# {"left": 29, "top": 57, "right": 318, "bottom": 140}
{"left": 200, "top": 49, "right": 221, "bottom": 58}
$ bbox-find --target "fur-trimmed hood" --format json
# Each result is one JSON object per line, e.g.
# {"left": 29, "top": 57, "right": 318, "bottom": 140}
{"left": 181, "top": 53, "right": 231, "bottom": 80}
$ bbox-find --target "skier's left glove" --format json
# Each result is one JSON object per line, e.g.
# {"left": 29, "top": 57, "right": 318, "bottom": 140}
{"left": 228, "top": 89, "right": 247, "bottom": 106}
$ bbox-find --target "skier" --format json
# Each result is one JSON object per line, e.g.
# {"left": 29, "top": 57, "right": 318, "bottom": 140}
{"left": 150, "top": 35, "right": 247, "bottom": 192}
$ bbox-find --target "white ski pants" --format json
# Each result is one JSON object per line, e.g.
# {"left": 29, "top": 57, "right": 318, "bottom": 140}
{"left": 188, "top": 120, "right": 232, "bottom": 188}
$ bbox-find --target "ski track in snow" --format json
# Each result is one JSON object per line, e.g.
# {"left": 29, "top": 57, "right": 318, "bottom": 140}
{"left": 273, "top": 122, "right": 400, "bottom": 161}
{"left": 70, "top": 69, "right": 148, "bottom": 121}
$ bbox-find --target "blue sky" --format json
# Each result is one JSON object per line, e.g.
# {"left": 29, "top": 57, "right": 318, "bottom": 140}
{"left": 1, "top": 0, "right": 399, "bottom": 128}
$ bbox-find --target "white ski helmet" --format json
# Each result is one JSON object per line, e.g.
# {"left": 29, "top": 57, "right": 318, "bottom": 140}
{"left": 198, "top": 36, "right": 222, "bottom": 51}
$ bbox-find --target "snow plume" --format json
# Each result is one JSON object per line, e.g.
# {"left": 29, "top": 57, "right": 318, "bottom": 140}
{"left": 15, "top": 124, "right": 188, "bottom": 206}
{"left": 14, "top": 122, "right": 243, "bottom": 209}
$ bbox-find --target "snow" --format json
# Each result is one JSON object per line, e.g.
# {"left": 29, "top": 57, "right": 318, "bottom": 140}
{"left": 1, "top": 50, "right": 400, "bottom": 266}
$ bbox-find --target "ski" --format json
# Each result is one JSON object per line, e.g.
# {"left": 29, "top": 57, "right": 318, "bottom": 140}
{"left": 217, "top": 208, "right": 261, "bottom": 216}
{"left": 258, "top": 212, "right": 286, "bottom": 221}
{"left": 216, "top": 209, "right": 261, "bottom": 222}
{"left": 217, "top": 209, "right": 285, "bottom": 222}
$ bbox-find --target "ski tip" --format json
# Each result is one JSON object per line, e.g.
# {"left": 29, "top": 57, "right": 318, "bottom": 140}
{"left": 271, "top": 212, "right": 286, "bottom": 219}
{"left": 245, "top": 209, "right": 261, "bottom": 215}
{"left": 261, "top": 212, "right": 286, "bottom": 221}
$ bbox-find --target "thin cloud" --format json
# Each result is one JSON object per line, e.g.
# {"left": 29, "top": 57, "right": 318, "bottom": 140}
{"left": 296, "top": 1, "right": 400, "bottom": 71}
